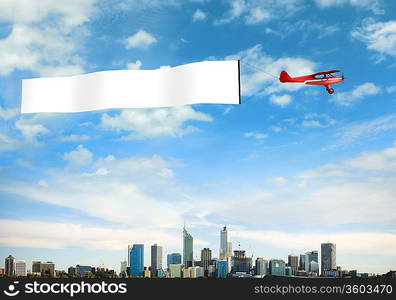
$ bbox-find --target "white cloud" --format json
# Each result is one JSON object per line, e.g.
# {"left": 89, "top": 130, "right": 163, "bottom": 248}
{"left": 245, "top": 7, "right": 270, "bottom": 25}
{"left": 215, "top": 0, "right": 303, "bottom": 25}
{"left": 315, "top": 0, "right": 384, "bottom": 14}
{"left": 124, "top": 29, "right": 157, "bottom": 49}
{"left": 239, "top": 230, "right": 396, "bottom": 256}
{"left": 332, "top": 82, "right": 381, "bottom": 106}
{"left": 126, "top": 59, "right": 142, "bottom": 70}
{"left": 270, "top": 94, "right": 292, "bottom": 107}
{"left": 0, "top": 152, "right": 188, "bottom": 228}
{"left": 192, "top": 9, "right": 206, "bottom": 22}
{"left": 0, "top": 1, "right": 94, "bottom": 76}
{"left": 352, "top": 19, "right": 396, "bottom": 60}
{"left": 226, "top": 44, "right": 316, "bottom": 96}
{"left": 333, "top": 114, "right": 396, "bottom": 148}
{"left": 0, "top": 106, "right": 18, "bottom": 120}
{"left": 244, "top": 132, "right": 268, "bottom": 139}
{"left": 14, "top": 118, "right": 50, "bottom": 143}
{"left": 101, "top": 106, "right": 212, "bottom": 139}
{"left": 344, "top": 141, "right": 396, "bottom": 171}
{"left": 0, "top": 0, "right": 96, "bottom": 26}
{"left": 302, "top": 113, "right": 336, "bottom": 128}
{"left": 57, "top": 134, "right": 91, "bottom": 142}
{"left": 0, "top": 133, "right": 20, "bottom": 152}
{"left": 267, "top": 176, "right": 288, "bottom": 185}
{"left": 0, "top": 219, "right": 180, "bottom": 251}
{"left": 62, "top": 145, "right": 93, "bottom": 167}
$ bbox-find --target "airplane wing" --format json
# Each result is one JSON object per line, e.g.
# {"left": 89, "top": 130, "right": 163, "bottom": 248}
{"left": 311, "top": 70, "right": 340, "bottom": 76}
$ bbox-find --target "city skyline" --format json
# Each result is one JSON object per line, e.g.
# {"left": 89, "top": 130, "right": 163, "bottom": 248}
{"left": 1, "top": 0, "right": 396, "bottom": 276}
{"left": 1, "top": 225, "right": 393, "bottom": 277}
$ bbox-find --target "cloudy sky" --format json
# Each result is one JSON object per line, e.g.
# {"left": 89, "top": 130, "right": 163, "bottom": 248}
{"left": 0, "top": 0, "right": 396, "bottom": 274}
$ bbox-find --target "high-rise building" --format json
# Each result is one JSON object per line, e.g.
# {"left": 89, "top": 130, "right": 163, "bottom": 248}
{"left": 227, "top": 242, "right": 233, "bottom": 258}
{"left": 321, "top": 243, "right": 336, "bottom": 275}
{"left": 287, "top": 254, "right": 299, "bottom": 275}
{"left": 151, "top": 244, "right": 162, "bottom": 276}
{"left": 219, "top": 226, "right": 229, "bottom": 260}
{"left": 307, "top": 250, "right": 318, "bottom": 263}
{"left": 5, "top": 255, "right": 15, "bottom": 276}
{"left": 167, "top": 253, "right": 182, "bottom": 267}
{"left": 130, "top": 244, "right": 144, "bottom": 277}
{"left": 76, "top": 265, "right": 92, "bottom": 276}
{"left": 255, "top": 258, "right": 268, "bottom": 276}
{"left": 201, "top": 248, "right": 212, "bottom": 274}
{"left": 269, "top": 259, "right": 286, "bottom": 276}
{"left": 231, "top": 250, "right": 252, "bottom": 273}
{"left": 299, "top": 253, "right": 309, "bottom": 272}
{"left": 68, "top": 266, "right": 76, "bottom": 276}
{"left": 216, "top": 260, "right": 228, "bottom": 278}
{"left": 32, "top": 261, "right": 41, "bottom": 273}
{"left": 183, "top": 227, "right": 193, "bottom": 268}
{"left": 40, "top": 262, "right": 55, "bottom": 277}
{"left": 169, "top": 264, "right": 181, "bottom": 278}
{"left": 120, "top": 261, "right": 127, "bottom": 277}
{"left": 14, "top": 260, "right": 27, "bottom": 277}
{"left": 309, "top": 261, "right": 319, "bottom": 275}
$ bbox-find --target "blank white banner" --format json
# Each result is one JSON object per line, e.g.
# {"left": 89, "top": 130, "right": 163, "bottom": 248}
{"left": 21, "top": 60, "right": 240, "bottom": 113}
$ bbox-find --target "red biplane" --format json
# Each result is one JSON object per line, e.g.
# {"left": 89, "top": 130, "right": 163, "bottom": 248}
{"left": 279, "top": 70, "right": 344, "bottom": 94}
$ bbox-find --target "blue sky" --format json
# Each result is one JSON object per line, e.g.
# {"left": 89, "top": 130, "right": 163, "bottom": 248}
{"left": 0, "top": 0, "right": 396, "bottom": 274}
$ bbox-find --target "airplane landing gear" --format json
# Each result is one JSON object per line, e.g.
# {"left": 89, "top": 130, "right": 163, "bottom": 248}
{"left": 326, "top": 87, "right": 334, "bottom": 94}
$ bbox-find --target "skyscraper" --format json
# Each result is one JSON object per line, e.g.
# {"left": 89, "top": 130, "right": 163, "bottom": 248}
{"left": 167, "top": 253, "right": 182, "bottom": 267}
{"left": 255, "top": 258, "right": 268, "bottom": 276}
{"left": 183, "top": 227, "right": 193, "bottom": 268}
{"left": 201, "top": 248, "right": 212, "bottom": 274}
{"left": 299, "top": 253, "right": 309, "bottom": 272}
{"left": 216, "top": 260, "right": 228, "bottom": 278}
{"left": 130, "top": 244, "right": 144, "bottom": 277}
{"left": 321, "top": 242, "right": 336, "bottom": 275}
{"left": 287, "top": 254, "right": 299, "bottom": 275}
{"left": 307, "top": 250, "right": 318, "bottom": 263}
{"left": 14, "top": 260, "right": 27, "bottom": 277}
{"left": 219, "top": 226, "right": 228, "bottom": 260}
{"left": 231, "top": 250, "right": 252, "bottom": 273}
{"left": 151, "top": 244, "right": 162, "bottom": 276}
{"left": 5, "top": 255, "right": 15, "bottom": 276}
{"left": 269, "top": 259, "right": 286, "bottom": 276}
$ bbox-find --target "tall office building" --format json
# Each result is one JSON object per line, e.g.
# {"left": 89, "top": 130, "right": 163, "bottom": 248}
{"left": 169, "top": 264, "right": 181, "bottom": 278}
{"left": 219, "top": 226, "right": 229, "bottom": 260}
{"left": 231, "top": 250, "right": 252, "bottom": 273}
{"left": 5, "top": 255, "right": 15, "bottom": 276}
{"left": 40, "top": 262, "right": 55, "bottom": 277}
{"left": 216, "top": 260, "right": 228, "bottom": 278}
{"left": 201, "top": 248, "right": 212, "bottom": 274}
{"left": 14, "top": 260, "right": 27, "bottom": 277}
{"left": 307, "top": 250, "right": 318, "bottom": 263}
{"left": 120, "top": 261, "right": 127, "bottom": 277}
{"left": 287, "top": 254, "right": 299, "bottom": 275}
{"left": 269, "top": 259, "right": 286, "bottom": 276}
{"left": 321, "top": 243, "right": 336, "bottom": 275}
{"left": 151, "top": 244, "right": 162, "bottom": 276}
{"left": 32, "top": 261, "right": 41, "bottom": 273}
{"left": 255, "top": 258, "right": 268, "bottom": 276}
{"left": 227, "top": 242, "right": 233, "bottom": 257}
{"left": 167, "top": 253, "right": 182, "bottom": 267}
{"left": 130, "top": 244, "right": 144, "bottom": 277}
{"left": 183, "top": 227, "right": 193, "bottom": 268}
{"left": 76, "top": 265, "right": 92, "bottom": 276}
{"left": 299, "top": 253, "right": 309, "bottom": 272}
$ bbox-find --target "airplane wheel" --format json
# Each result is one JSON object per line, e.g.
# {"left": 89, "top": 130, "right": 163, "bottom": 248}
{"left": 327, "top": 88, "right": 334, "bottom": 94}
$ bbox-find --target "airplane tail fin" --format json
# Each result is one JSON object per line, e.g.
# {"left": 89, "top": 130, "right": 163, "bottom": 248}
{"left": 279, "top": 70, "right": 292, "bottom": 82}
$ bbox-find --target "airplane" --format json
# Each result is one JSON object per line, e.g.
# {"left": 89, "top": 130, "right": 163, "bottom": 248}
{"left": 279, "top": 70, "right": 344, "bottom": 94}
